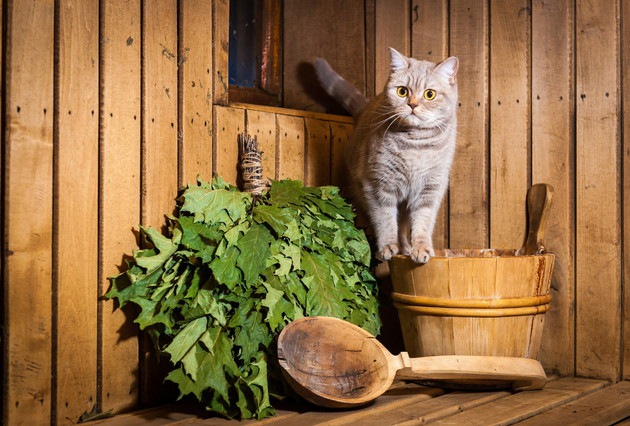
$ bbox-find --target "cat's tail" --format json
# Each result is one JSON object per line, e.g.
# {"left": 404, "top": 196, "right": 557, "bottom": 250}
{"left": 314, "top": 58, "right": 367, "bottom": 118}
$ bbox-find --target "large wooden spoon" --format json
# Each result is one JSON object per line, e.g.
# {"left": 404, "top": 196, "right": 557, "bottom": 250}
{"left": 277, "top": 316, "right": 547, "bottom": 408}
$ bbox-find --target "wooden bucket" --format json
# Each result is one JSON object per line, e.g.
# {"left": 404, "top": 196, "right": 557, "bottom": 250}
{"left": 389, "top": 183, "right": 555, "bottom": 360}
{"left": 389, "top": 249, "right": 554, "bottom": 359}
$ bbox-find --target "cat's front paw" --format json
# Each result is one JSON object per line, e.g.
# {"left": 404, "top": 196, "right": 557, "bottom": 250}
{"left": 376, "top": 244, "right": 400, "bottom": 261}
{"left": 409, "top": 244, "right": 435, "bottom": 264}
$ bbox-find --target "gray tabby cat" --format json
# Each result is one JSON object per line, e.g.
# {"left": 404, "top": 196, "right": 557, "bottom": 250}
{"left": 315, "top": 48, "right": 458, "bottom": 264}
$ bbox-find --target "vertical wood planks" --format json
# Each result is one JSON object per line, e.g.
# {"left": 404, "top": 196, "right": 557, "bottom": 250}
{"left": 411, "top": 0, "right": 448, "bottom": 62}
{"left": 410, "top": 0, "right": 449, "bottom": 249}
{"left": 623, "top": 0, "right": 630, "bottom": 380}
{"left": 489, "top": 1, "right": 531, "bottom": 249}
{"left": 575, "top": 0, "right": 621, "bottom": 381}
{"left": 305, "top": 118, "right": 331, "bottom": 186}
{"left": 100, "top": 0, "right": 141, "bottom": 413}
{"left": 142, "top": 0, "right": 179, "bottom": 228}
{"left": 448, "top": 0, "right": 489, "bottom": 249}
{"left": 4, "top": 1, "right": 55, "bottom": 425}
{"left": 374, "top": 0, "right": 410, "bottom": 92}
{"left": 276, "top": 115, "right": 306, "bottom": 181}
{"left": 212, "top": 0, "right": 229, "bottom": 105}
{"left": 179, "top": 0, "right": 214, "bottom": 185}
{"left": 329, "top": 122, "right": 353, "bottom": 189}
{"left": 56, "top": 1, "right": 99, "bottom": 422}
{"left": 0, "top": 9, "right": 3, "bottom": 413}
{"left": 141, "top": 0, "right": 179, "bottom": 404}
{"left": 531, "top": 0, "right": 575, "bottom": 376}
{"left": 214, "top": 105, "right": 245, "bottom": 184}
{"left": 364, "top": 0, "right": 376, "bottom": 98}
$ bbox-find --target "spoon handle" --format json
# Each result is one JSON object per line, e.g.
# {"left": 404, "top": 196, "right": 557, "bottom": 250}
{"left": 395, "top": 354, "right": 547, "bottom": 391}
{"left": 520, "top": 183, "right": 553, "bottom": 255}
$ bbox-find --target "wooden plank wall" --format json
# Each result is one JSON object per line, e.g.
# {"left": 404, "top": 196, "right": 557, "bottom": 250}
{"left": 2, "top": 0, "right": 630, "bottom": 424}
{"left": 0, "top": 2, "right": 352, "bottom": 424}
{"left": 100, "top": 0, "right": 141, "bottom": 415}
{"left": 531, "top": 0, "right": 575, "bottom": 379}
{"left": 4, "top": 2, "right": 55, "bottom": 425}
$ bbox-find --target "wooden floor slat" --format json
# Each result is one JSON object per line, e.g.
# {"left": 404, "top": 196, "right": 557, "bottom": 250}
{"left": 92, "top": 377, "right": 616, "bottom": 426}
{"left": 516, "top": 380, "right": 630, "bottom": 425}
{"left": 358, "top": 390, "right": 511, "bottom": 426}
{"left": 266, "top": 385, "right": 445, "bottom": 426}
{"left": 88, "top": 403, "right": 205, "bottom": 426}
{"left": 429, "top": 377, "right": 606, "bottom": 425}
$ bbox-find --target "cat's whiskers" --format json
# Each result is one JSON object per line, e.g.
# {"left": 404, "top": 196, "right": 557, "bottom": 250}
{"left": 382, "top": 112, "right": 406, "bottom": 137}
{"left": 357, "top": 107, "right": 402, "bottom": 135}
{"left": 413, "top": 112, "right": 454, "bottom": 136}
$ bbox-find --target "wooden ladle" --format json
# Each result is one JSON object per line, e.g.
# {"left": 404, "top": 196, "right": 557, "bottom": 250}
{"left": 277, "top": 316, "right": 547, "bottom": 408}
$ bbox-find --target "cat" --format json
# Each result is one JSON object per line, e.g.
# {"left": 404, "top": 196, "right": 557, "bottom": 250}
{"left": 314, "top": 48, "right": 458, "bottom": 264}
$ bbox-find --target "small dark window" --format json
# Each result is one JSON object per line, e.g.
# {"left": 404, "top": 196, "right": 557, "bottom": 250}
{"left": 228, "top": 0, "right": 282, "bottom": 106}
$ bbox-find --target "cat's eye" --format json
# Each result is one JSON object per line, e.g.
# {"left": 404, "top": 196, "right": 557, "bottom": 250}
{"left": 423, "top": 89, "right": 437, "bottom": 101}
{"left": 396, "top": 86, "right": 409, "bottom": 98}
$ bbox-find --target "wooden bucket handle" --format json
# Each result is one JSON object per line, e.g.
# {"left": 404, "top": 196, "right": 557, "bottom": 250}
{"left": 520, "top": 183, "right": 554, "bottom": 255}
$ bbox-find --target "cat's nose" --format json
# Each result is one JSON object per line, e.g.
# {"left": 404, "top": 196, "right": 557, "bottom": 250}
{"left": 409, "top": 102, "right": 418, "bottom": 110}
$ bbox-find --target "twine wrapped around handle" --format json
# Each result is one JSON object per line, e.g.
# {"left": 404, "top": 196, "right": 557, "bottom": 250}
{"left": 238, "top": 133, "right": 269, "bottom": 194}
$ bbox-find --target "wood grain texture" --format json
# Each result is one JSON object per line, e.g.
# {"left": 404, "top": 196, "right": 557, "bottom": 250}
{"left": 448, "top": 0, "right": 489, "bottom": 249}
{"left": 489, "top": 0, "right": 531, "bottom": 249}
{"left": 230, "top": 102, "right": 353, "bottom": 123}
{"left": 575, "top": 0, "right": 621, "bottom": 381}
{"left": 142, "top": 0, "right": 179, "bottom": 228}
{"left": 410, "top": 0, "right": 449, "bottom": 249}
{"left": 141, "top": 0, "right": 179, "bottom": 405}
{"left": 87, "top": 377, "right": 612, "bottom": 425}
{"left": 390, "top": 253, "right": 553, "bottom": 359}
{"left": 179, "top": 0, "right": 213, "bottom": 185}
{"left": 329, "top": 122, "right": 353, "bottom": 189}
{"left": 304, "top": 118, "right": 331, "bottom": 186}
{"left": 430, "top": 377, "right": 604, "bottom": 425}
{"left": 531, "top": 0, "right": 575, "bottom": 376}
{"left": 374, "top": 0, "right": 410, "bottom": 92}
{"left": 517, "top": 380, "right": 630, "bottom": 425}
{"left": 623, "top": 0, "right": 630, "bottom": 380}
{"left": 3, "top": 1, "right": 55, "bottom": 425}
{"left": 56, "top": 1, "right": 99, "bottom": 422}
{"left": 213, "top": 105, "right": 245, "bottom": 185}
{"left": 283, "top": 0, "right": 365, "bottom": 112}
{"left": 212, "top": 0, "right": 229, "bottom": 105}
{"left": 270, "top": 389, "right": 445, "bottom": 426}
{"left": 100, "top": 0, "right": 141, "bottom": 413}
{"left": 347, "top": 391, "right": 506, "bottom": 426}
{"left": 276, "top": 115, "right": 306, "bottom": 181}
{"left": 411, "top": 0, "right": 448, "bottom": 62}
{"left": 364, "top": 0, "right": 376, "bottom": 99}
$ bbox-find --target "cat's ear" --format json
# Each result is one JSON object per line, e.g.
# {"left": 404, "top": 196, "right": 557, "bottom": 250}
{"left": 436, "top": 56, "right": 459, "bottom": 84}
{"left": 389, "top": 47, "right": 409, "bottom": 72}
